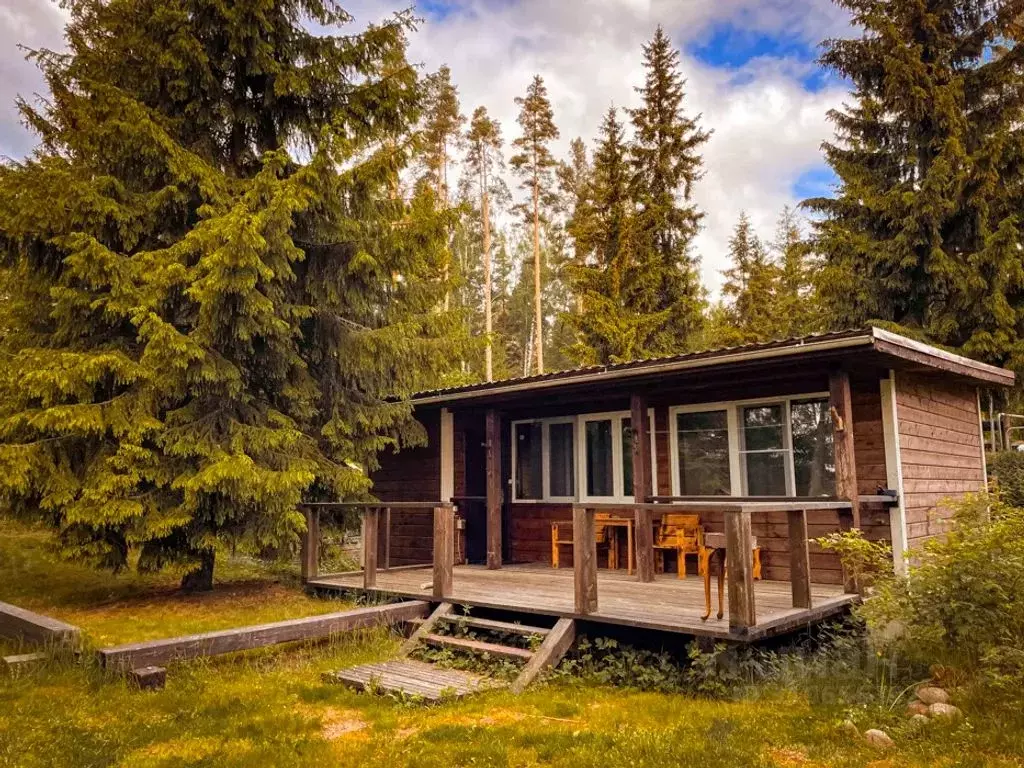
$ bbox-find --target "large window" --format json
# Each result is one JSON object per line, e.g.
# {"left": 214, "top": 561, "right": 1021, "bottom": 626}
{"left": 513, "top": 422, "right": 543, "bottom": 500}
{"left": 676, "top": 410, "right": 731, "bottom": 496}
{"left": 510, "top": 411, "right": 653, "bottom": 502}
{"left": 671, "top": 395, "right": 835, "bottom": 498}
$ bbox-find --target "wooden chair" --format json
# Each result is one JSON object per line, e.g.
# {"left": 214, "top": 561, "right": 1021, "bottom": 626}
{"left": 653, "top": 513, "right": 704, "bottom": 578}
{"left": 551, "top": 513, "right": 615, "bottom": 569}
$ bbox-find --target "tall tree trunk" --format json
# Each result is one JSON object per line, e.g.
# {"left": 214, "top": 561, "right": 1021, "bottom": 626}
{"left": 181, "top": 549, "right": 215, "bottom": 592}
{"left": 441, "top": 140, "right": 451, "bottom": 312}
{"left": 532, "top": 167, "right": 544, "bottom": 374}
{"left": 482, "top": 177, "right": 493, "bottom": 382}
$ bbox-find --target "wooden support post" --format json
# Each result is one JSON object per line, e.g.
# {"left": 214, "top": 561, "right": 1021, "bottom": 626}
{"left": 787, "top": 508, "right": 812, "bottom": 609}
{"left": 573, "top": 506, "right": 598, "bottom": 615}
{"left": 724, "top": 510, "right": 756, "bottom": 632}
{"left": 362, "top": 507, "right": 379, "bottom": 589}
{"left": 630, "top": 394, "right": 655, "bottom": 582}
{"left": 837, "top": 508, "right": 858, "bottom": 594}
{"left": 384, "top": 507, "right": 392, "bottom": 571}
{"left": 485, "top": 409, "right": 503, "bottom": 570}
{"left": 634, "top": 507, "right": 654, "bottom": 583}
{"left": 300, "top": 507, "right": 320, "bottom": 582}
{"left": 433, "top": 506, "right": 455, "bottom": 599}
{"left": 829, "top": 368, "right": 861, "bottom": 529}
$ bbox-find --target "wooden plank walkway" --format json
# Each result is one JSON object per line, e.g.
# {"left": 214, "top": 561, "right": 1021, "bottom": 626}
{"left": 325, "top": 659, "right": 500, "bottom": 701}
{"left": 309, "top": 564, "right": 856, "bottom": 642}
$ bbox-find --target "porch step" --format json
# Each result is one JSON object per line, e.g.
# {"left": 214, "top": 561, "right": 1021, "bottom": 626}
{"left": 422, "top": 633, "right": 535, "bottom": 661}
{"left": 324, "top": 659, "right": 500, "bottom": 702}
{"left": 436, "top": 614, "right": 550, "bottom": 638}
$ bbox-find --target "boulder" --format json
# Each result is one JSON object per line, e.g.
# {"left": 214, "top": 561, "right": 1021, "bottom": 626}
{"left": 839, "top": 720, "right": 860, "bottom": 738}
{"left": 906, "top": 700, "right": 929, "bottom": 716}
{"left": 928, "top": 702, "right": 963, "bottom": 721}
{"left": 917, "top": 686, "right": 950, "bottom": 706}
{"left": 865, "top": 729, "right": 895, "bottom": 750}
{"left": 909, "top": 714, "right": 930, "bottom": 728}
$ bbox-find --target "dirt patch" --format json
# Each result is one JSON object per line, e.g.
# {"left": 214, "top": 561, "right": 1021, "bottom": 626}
{"left": 320, "top": 708, "right": 368, "bottom": 740}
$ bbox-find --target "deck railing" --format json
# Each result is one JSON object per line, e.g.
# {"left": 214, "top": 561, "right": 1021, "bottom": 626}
{"left": 571, "top": 500, "right": 855, "bottom": 633}
{"left": 299, "top": 502, "right": 456, "bottom": 599}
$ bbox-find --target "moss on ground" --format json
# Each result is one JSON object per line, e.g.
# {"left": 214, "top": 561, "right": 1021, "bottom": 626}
{"left": 1, "top": 519, "right": 1021, "bottom": 767}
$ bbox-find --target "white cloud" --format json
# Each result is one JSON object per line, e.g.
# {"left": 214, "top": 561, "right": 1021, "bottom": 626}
{"left": 0, "top": 0, "right": 852, "bottom": 296}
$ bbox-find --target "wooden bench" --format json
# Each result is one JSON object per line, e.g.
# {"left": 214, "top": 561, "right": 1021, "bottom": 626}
{"left": 653, "top": 513, "right": 704, "bottom": 578}
{"left": 551, "top": 512, "right": 633, "bottom": 573}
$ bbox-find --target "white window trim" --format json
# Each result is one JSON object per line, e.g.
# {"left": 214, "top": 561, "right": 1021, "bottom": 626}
{"left": 668, "top": 392, "right": 831, "bottom": 498}
{"left": 511, "top": 409, "right": 655, "bottom": 503}
{"left": 543, "top": 417, "right": 577, "bottom": 502}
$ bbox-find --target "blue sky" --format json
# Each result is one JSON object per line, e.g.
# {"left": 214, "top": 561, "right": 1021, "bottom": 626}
{"left": 1, "top": 0, "right": 852, "bottom": 295}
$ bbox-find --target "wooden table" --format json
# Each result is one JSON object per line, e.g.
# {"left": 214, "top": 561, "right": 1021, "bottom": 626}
{"left": 699, "top": 532, "right": 760, "bottom": 621}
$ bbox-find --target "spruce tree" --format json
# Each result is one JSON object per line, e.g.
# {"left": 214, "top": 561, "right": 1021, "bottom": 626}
{"left": 628, "top": 25, "right": 710, "bottom": 353}
{"left": 463, "top": 106, "right": 507, "bottom": 381}
{"left": 721, "top": 212, "right": 779, "bottom": 342}
{"left": 558, "top": 137, "right": 594, "bottom": 316}
{"left": 510, "top": 75, "right": 560, "bottom": 374}
{"left": 808, "top": 0, "right": 1024, "bottom": 370}
{"left": 771, "top": 206, "right": 819, "bottom": 338}
{"left": 565, "top": 107, "right": 670, "bottom": 364}
{"left": 419, "top": 65, "right": 466, "bottom": 311}
{"left": 0, "top": 0, "right": 462, "bottom": 588}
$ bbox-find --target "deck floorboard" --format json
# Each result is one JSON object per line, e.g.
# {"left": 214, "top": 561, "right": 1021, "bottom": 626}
{"left": 309, "top": 564, "right": 856, "bottom": 641}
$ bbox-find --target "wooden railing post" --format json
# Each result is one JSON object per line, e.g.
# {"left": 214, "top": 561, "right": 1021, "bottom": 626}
{"left": 724, "top": 510, "right": 756, "bottom": 632}
{"left": 573, "top": 505, "right": 598, "bottom": 614}
{"left": 433, "top": 505, "right": 454, "bottom": 599}
{"left": 300, "top": 507, "right": 320, "bottom": 582}
{"left": 787, "top": 508, "right": 812, "bottom": 609}
{"left": 634, "top": 506, "right": 655, "bottom": 582}
{"left": 384, "top": 507, "right": 391, "bottom": 571}
{"left": 836, "top": 507, "right": 858, "bottom": 594}
{"left": 362, "top": 507, "right": 379, "bottom": 589}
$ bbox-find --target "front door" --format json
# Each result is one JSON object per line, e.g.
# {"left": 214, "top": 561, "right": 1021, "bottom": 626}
{"left": 463, "top": 427, "right": 488, "bottom": 564}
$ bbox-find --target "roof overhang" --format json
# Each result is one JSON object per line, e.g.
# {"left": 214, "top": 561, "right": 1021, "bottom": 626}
{"left": 408, "top": 327, "right": 1014, "bottom": 407}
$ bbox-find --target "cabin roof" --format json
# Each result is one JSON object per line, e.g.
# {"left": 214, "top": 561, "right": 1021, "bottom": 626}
{"left": 409, "top": 327, "right": 1014, "bottom": 405}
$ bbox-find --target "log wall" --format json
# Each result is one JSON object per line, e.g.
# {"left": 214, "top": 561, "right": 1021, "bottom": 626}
{"left": 894, "top": 371, "right": 985, "bottom": 548}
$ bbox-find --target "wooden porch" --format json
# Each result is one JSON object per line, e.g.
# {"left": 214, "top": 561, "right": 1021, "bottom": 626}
{"left": 307, "top": 562, "right": 857, "bottom": 642}
{"left": 300, "top": 499, "right": 862, "bottom": 643}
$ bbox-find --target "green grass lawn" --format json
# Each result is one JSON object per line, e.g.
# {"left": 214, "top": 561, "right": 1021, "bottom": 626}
{"left": 1, "top": 519, "right": 1022, "bottom": 767}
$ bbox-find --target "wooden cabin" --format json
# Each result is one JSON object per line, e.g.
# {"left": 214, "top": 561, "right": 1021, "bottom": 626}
{"left": 305, "top": 328, "right": 1014, "bottom": 642}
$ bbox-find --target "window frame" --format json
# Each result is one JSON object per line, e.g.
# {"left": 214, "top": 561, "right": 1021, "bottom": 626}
{"left": 668, "top": 392, "right": 832, "bottom": 498}
{"left": 510, "top": 410, "right": 656, "bottom": 504}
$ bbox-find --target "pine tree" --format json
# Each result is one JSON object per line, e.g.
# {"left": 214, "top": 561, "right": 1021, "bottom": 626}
{"left": 721, "top": 212, "right": 779, "bottom": 342}
{"left": 627, "top": 25, "right": 710, "bottom": 353}
{"left": 0, "top": 0, "right": 462, "bottom": 589}
{"left": 807, "top": 0, "right": 1024, "bottom": 371}
{"left": 510, "top": 75, "right": 560, "bottom": 374}
{"left": 564, "top": 106, "right": 670, "bottom": 364}
{"left": 463, "top": 106, "right": 507, "bottom": 381}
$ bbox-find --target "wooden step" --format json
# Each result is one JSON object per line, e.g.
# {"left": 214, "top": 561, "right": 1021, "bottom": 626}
{"left": 437, "top": 614, "right": 550, "bottom": 638}
{"left": 423, "top": 633, "right": 534, "bottom": 661}
{"left": 325, "top": 659, "right": 500, "bottom": 702}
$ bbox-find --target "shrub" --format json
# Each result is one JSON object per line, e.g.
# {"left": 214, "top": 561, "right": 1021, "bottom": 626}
{"left": 861, "top": 492, "right": 1024, "bottom": 693}
{"left": 987, "top": 450, "right": 1024, "bottom": 507}
{"left": 816, "top": 529, "right": 892, "bottom": 596}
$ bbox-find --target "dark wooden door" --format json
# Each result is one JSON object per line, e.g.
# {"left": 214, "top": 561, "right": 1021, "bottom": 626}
{"left": 463, "top": 427, "right": 488, "bottom": 564}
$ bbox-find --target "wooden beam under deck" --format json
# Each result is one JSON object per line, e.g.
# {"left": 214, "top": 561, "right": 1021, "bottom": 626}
{"left": 309, "top": 564, "right": 857, "bottom": 643}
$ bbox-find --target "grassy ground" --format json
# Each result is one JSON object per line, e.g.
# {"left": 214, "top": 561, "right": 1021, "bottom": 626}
{"left": 1, "top": 519, "right": 1022, "bottom": 767}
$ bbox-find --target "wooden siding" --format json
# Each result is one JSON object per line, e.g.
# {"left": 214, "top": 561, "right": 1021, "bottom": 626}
{"left": 370, "top": 409, "right": 442, "bottom": 566}
{"left": 895, "top": 371, "right": 985, "bottom": 547}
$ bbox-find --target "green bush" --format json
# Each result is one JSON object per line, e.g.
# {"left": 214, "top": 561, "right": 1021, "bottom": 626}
{"left": 861, "top": 492, "right": 1024, "bottom": 694}
{"left": 987, "top": 451, "right": 1024, "bottom": 507}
